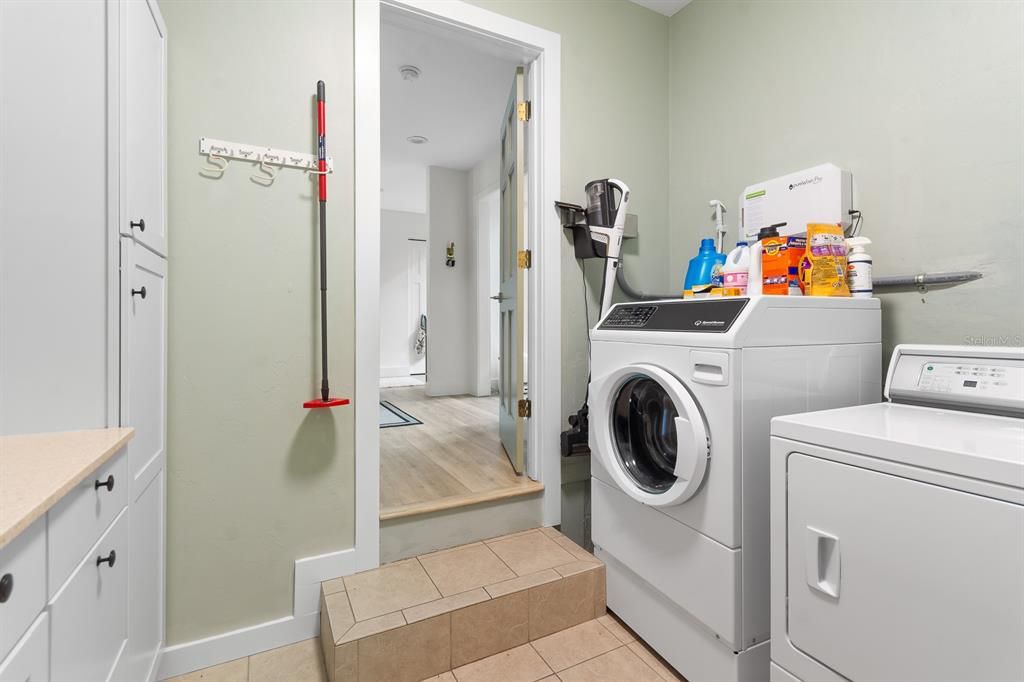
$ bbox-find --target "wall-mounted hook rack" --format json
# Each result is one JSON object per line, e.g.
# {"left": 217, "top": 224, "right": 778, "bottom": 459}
{"left": 198, "top": 137, "right": 334, "bottom": 174}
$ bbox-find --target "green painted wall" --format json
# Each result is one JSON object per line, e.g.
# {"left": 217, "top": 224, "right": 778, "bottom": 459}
{"left": 668, "top": 0, "right": 1024, "bottom": 359}
{"left": 161, "top": 0, "right": 355, "bottom": 644}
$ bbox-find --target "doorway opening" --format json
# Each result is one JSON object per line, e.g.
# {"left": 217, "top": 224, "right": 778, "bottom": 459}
{"left": 354, "top": 0, "right": 561, "bottom": 569}
{"left": 376, "top": 9, "right": 541, "bottom": 520}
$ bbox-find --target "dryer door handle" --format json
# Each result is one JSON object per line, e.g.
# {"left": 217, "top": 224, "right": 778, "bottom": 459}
{"left": 805, "top": 526, "right": 841, "bottom": 599}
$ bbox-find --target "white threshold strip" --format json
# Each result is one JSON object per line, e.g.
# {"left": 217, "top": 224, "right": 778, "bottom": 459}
{"left": 156, "top": 547, "right": 356, "bottom": 679}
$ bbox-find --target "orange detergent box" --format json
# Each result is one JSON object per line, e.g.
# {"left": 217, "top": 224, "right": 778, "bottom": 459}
{"left": 760, "top": 234, "right": 789, "bottom": 295}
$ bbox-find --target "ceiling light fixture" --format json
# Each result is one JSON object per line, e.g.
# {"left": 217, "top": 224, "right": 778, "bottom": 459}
{"left": 399, "top": 65, "right": 421, "bottom": 81}
{"left": 406, "top": 135, "right": 429, "bottom": 145}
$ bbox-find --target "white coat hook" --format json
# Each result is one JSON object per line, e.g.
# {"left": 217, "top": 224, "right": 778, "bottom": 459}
{"left": 199, "top": 151, "right": 228, "bottom": 179}
{"left": 250, "top": 153, "right": 278, "bottom": 187}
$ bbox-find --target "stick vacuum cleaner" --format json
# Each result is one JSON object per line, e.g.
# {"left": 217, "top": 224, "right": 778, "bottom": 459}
{"left": 304, "top": 80, "right": 349, "bottom": 409}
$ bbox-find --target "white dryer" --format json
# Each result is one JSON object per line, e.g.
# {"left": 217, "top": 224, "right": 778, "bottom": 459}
{"left": 769, "top": 345, "right": 1024, "bottom": 682}
{"left": 589, "top": 296, "right": 881, "bottom": 682}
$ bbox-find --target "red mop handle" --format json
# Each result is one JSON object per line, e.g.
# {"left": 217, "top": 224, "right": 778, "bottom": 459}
{"left": 317, "top": 80, "right": 326, "bottom": 201}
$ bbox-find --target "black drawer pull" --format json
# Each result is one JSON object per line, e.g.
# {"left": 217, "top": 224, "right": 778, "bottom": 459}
{"left": 131, "top": 218, "right": 146, "bottom": 232}
{"left": 131, "top": 286, "right": 147, "bottom": 299}
{"left": 95, "top": 475, "right": 114, "bottom": 492}
{"left": 96, "top": 550, "right": 117, "bottom": 568}
{"left": 0, "top": 573, "right": 12, "bottom": 603}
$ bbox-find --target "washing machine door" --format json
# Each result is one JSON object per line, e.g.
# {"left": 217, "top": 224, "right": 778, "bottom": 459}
{"left": 592, "top": 363, "right": 710, "bottom": 507}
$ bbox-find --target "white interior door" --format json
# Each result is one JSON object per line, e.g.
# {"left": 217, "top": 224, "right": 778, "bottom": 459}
{"left": 408, "top": 239, "right": 427, "bottom": 376}
{"left": 498, "top": 67, "right": 526, "bottom": 473}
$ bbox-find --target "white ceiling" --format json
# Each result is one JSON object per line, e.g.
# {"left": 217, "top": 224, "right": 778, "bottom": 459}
{"left": 381, "top": 16, "right": 524, "bottom": 172}
{"left": 628, "top": 0, "right": 693, "bottom": 17}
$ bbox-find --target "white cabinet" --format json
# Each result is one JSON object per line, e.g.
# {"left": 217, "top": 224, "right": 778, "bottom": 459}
{"left": 0, "top": 614, "right": 48, "bottom": 682}
{"left": 49, "top": 510, "right": 130, "bottom": 682}
{"left": 121, "top": 0, "right": 168, "bottom": 257}
{"left": 0, "top": 0, "right": 167, "bottom": 678}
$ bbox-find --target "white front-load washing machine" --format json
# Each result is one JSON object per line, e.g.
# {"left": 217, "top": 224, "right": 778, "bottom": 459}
{"left": 588, "top": 296, "right": 881, "bottom": 682}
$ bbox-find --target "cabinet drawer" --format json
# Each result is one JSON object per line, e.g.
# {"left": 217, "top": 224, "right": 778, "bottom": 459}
{"left": 0, "top": 612, "right": 48, "bottom": 682}
{"left": 50, "top": 508, "right": 129, "bottom": 682}
{"left": 0, "top": 518, "right": 46, "bottom": 662}
{"left": 47, "top": 449, "right": 128, "bottom": 596}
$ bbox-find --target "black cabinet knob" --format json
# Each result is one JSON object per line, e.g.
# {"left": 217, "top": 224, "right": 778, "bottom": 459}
{"left": 131, "top": 286, "right": 147, "bottom": 299}
{"left": 95, "top": 475, "right": 114, "bottom": 492}
{"left": 96, "top": 550, "right": 116, "bottom": 568}
{"left": 0, "top": 573, "right": 12, "bottom": 603}
{"left": 131, "top": 218, "right": 146, "bottom": 232}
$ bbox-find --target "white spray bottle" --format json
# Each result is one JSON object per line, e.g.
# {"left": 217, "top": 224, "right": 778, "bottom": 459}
{"left": 846, "top": 236, "right": 873, "bottom": 298}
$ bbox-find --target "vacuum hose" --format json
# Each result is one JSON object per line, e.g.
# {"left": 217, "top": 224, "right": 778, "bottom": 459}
{"left": 873, "top": 271, "right": 983, "bottom": 289}
{"left": 614, "top": 258, "right": 678, "bottom": 301}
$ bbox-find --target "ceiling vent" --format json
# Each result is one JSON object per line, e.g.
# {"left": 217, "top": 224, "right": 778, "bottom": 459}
{"left": 406, "top": 135, "right": 429, "bottom": 145}
{"left": 399, "top": 65, "right": 421, "bottom": 81}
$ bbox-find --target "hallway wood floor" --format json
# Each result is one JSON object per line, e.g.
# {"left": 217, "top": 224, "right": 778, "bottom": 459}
{"left": 379, "top": 386, "right": 542, "bottom": 520}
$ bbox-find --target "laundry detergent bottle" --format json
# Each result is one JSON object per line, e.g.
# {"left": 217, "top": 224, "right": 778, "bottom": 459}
{"left": 722, "top": 241, "right": 750, "bottom": 296}
{"left": 684, "top": 238, "right": 726, "bottom": 297}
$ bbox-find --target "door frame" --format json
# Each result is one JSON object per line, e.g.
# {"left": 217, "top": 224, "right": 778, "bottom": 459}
{"left": 354, "top": 0, "right": 562, "bottom": 571}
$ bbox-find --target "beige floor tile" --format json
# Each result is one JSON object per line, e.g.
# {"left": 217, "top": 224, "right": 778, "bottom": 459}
{"left": 404, "top": 587, "right": 490, "bottom": 623}
{"left": 249, "top": 638, "right": 327, "bottom": 682}
{"left": 528, "top": 569, "right": 596, "bottom": 640}
{"left": 324, "top": 590, "right": 356, "bottom": 644}
{"left": 597, "top": 613, "right": 635, "bottom": 644}
{"left": 321, "top": 606, "right": 336, "bottom": 682}
{"left": 418, "top": 543, "right": 516, "bottom": 596}
{"left": 322, "top": 576, "right": 347, "bottom": 595}
{"left": 594, "top": 567, "right": 607, "bottom": 618}
{"left": 484, "top": 568, "right": 560, "bottom": 598}
{"left": 553, "top": 561, "right": 601, "bottom": 578}
{"left": 538, "top": 527, "right": 562, "bottom": 540}
{"left": 420, "top": 672, "right": 457, "bottom": 682}
{"left": 557, "top": 646, "right": 662, "bottom": 682}
{"left": 550, "top": 535, "right": 601, "bottom": 564}
{"left": 337, "top": 610, "right": 407, "bottom": 644}
{"left": 530, "top": 620, "right": 622, "bottom": 672}
{"left": 344, "top": 557, "right": 441, "bottom": 621}
{"left": 451, "top": 591, "right": 530, "bottom": 668}
{"left": 452, "top": 644, "right": 553, "bottom": 682}
{"left": 627, "top": 641, "right": 685, "bottom": 681}
{"left": 165, "top": 657, "right": 248, "bottom": 682}
{"left": 357, "top": 613, "right": 451, "bottom": 682}
{"left": 487, "top": 530, "right": 576, "bottom": 576}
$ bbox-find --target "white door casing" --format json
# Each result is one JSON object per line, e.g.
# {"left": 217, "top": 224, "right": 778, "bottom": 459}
{"left": 408, "top": 239, "right": 427, "bottom": 376}
{"left": 355, "top": 1, "right": 563, "bottom": 571}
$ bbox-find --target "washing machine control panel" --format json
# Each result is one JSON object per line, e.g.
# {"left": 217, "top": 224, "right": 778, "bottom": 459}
{"left": 599, "top": 299, "right": 748, "bottom": 332}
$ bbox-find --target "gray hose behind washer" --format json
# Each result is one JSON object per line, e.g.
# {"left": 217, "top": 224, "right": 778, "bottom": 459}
{"left": 614, "top": 259, "right": 678, "bottom": 301}
{"left": 873, "top": 271, "right": 983, "bottom": 288}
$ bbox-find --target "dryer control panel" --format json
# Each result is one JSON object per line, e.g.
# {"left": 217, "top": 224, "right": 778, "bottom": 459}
{"left": 599, "top": 299, "right": 748, "bottom": 332}
{"left": 886, "top": 345, "right": 1024, "bottom": 417}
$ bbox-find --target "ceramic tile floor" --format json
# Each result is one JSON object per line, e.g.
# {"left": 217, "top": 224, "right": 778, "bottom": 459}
{"left": 165, "top": 613, "right": 684, "bottom": 682}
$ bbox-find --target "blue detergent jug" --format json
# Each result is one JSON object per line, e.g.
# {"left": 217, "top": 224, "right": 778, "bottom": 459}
{"left": 684, "top": 238, "right": 726, "bottom": 292}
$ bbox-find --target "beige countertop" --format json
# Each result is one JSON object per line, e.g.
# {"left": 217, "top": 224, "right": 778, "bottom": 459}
{"left": 0, "top": 428, "right": 134, "bottom": 548}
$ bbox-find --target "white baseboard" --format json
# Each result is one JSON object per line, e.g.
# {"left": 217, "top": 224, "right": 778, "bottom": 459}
{"left": 156, "top": 548, "right": 355, "bottom": 680}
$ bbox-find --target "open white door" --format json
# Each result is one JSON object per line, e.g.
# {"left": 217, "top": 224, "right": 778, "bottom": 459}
{"left": 408, "top": 238, "right": 427, "bottom": 376}
{"left": 497, "top": 67, "right": 526, "bottom": 473}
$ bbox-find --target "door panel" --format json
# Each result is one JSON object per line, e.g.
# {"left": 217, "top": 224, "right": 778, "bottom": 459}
{"left": 120, "top": 239, "right": 167, "bottom": 494}
{"left": 124, "top": 0, "right": 167, "bottom": 255}
{"left": 498, "top": 67, "right": 525, "bottom": 473}
{"left": 787, "top": 453, "right": 1024, "bottom": 682}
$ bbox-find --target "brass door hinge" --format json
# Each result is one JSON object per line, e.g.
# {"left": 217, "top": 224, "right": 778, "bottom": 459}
{"left": 518, "top": 399, "right": 532, "bottom": 418}
{"left": 517, "top": 249, "right": 532, "bottom": 269}
{"left": 517, "top": 101, "right": 531, "bottom": 122}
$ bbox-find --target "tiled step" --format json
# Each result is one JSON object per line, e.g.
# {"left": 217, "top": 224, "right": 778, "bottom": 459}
{"left": 319, "top": 527, "right": 606, "bottom": 682}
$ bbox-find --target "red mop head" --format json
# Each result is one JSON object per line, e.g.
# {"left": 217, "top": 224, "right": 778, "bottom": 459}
{"left": 303, "top": 397, "right": 350, "bottom": 409}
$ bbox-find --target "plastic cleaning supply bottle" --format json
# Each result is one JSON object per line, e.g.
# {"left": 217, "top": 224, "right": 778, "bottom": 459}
{"left": 846, "top": 236, "right": 873, "bottom": 298}
{"left": 758, "top": 226, "right": 789, "bottom": 295}
{"left": 684, "top": 238, "right": 726, "bottom": 297}
{"left": 722, "top": 241, "right": 750, "bottom": 296}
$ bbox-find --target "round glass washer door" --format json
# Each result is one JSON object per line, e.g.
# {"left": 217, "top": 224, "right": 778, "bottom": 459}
{"left": 593, "top": 363, "right": 710, "bottom": 507}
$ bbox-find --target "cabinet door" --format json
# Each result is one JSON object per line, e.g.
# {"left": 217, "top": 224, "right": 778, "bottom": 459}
{"left": 122, "top": 0, "right": 167, "bottom": 256}
{"left": 120, "top": 239, "right": 167, "bottom": 493}
{"left": 114, "top": 471, "right": 164, "bottom": 682}
{"left": 0, "top": 613, "right": 49, "bottom": 682}
{"left": 49, "top": 510, "right": 129, "bottom": 682}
